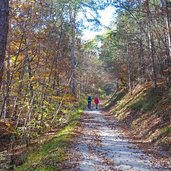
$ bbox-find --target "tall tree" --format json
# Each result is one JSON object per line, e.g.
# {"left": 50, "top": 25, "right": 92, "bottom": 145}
{"left": 69, "top": 0, "right": 76, "bottom": 95}
{"left": 0, "top": 0, "right": 9, "bottom": 88}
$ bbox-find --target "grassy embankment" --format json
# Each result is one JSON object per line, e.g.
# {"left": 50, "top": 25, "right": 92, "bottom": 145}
{"left": 104, "top": 84, "right": 171, "bottom": 153}
{"left": 15, "top": 103, "right": 85, "bottom": 171}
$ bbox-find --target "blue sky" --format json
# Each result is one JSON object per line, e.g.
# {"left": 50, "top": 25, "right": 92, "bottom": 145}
{"left": 81, "top": 6, "right": 116, "bottom": 40}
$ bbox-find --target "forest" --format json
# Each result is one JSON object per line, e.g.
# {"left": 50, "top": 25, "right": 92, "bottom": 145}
{"left": 0, "top": 0, "right": 171, "bottom": 170}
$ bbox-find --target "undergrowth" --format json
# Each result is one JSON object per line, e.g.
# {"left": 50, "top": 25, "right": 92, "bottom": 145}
{"left": 161, "top": 126, "right": 171, "bottom": 135}
{"left": 130, "top": 88, "right": 163, "bottom": 112}
{"left": 104, "top": 88, "right": 127, "bottom": 109}
{"left": 15, "top": 104, "right": 84, "bottom": 171}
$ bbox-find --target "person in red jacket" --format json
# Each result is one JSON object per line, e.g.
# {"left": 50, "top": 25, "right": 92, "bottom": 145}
{"left": 94, "top": 95, "right": 99, "bottom": 109}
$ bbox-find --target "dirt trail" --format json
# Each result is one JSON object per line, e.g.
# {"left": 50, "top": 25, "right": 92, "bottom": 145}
{"left": 61, "top": 108, "right": 170, "bottom": 171}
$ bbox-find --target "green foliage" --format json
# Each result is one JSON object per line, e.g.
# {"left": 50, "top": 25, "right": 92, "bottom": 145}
{"left": 33, "top": 168, "right": 53, "bottom": 171}
{"left": 161, "top": 126, "right": 171, "bottom": 136}
{"left": 104, "top": 88, "right": 127, "bottom": 109}
{"left": 130, "top": 88, "right": 163, "bottom": 112}
{"left": 131, "top": 121, "right": 136, "bottom": 129}
{"left": 15, "top": 107, "right": 83, "bottom": 171}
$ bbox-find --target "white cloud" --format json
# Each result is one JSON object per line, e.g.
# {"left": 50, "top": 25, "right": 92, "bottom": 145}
{"left": 100, "top": 6, "right": 115, "bottom": 27}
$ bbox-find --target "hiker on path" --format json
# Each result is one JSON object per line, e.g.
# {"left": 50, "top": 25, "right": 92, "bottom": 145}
{"left": 94, "top": 95, "right": 99, "bottom": 109}
{"left": 87, "top": 96, "right": 92, "bottom": 109}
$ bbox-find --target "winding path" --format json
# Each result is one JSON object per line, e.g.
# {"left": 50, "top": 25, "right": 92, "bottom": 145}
{"left": 61, "top": 108, "right": 170, "bottom": 171}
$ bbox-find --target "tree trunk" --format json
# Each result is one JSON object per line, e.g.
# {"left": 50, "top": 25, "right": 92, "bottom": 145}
{"left": 70, "top": 1, "right": 76, "bottom": 95}
{"left": 139, "top": 39, "right": 145, "bottom": 84}
{"left": 160, "top": 0, "right": 171, "bottom": 84}
{"left": 0, "top": 0, "right": 9, "bottom": 88}
{"left": 150, "top": 34, "right": 157, "bottom": 88}
{"left": 126, "top": 44, "right": 132, "bottom": 94}
{"left": 146, "top": 0, "right": 157, "bottom": 88}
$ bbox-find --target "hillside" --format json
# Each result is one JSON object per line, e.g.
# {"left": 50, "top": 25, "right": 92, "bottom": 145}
{"left": 104, "top": 83, "right": 171, "bottom": 155}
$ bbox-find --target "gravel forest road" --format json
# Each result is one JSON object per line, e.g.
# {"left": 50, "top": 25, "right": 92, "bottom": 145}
{"left": 61, "top": 108, "right": 170, "bottom": 171}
